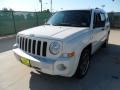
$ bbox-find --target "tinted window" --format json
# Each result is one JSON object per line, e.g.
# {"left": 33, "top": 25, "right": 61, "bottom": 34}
{"left": 94, "top": 13, "right": 101, "bottom": 22}
{"left": 47, "top": 10, "right": 91, "bottom": 27}
{"left": 100, "top": 13, "right": 106, "bottom": 22}
{"left": 93, "top": 13, "right": 105, "bottom": 28}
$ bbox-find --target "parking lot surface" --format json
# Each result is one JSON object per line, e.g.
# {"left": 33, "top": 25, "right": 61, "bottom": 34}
{"left": 0, "top": 30, "right": 120, "bottom": 90}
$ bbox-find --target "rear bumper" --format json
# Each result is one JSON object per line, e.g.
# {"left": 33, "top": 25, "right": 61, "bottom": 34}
{"left": 13, "top": 48, "right": 75, "bottom": 77}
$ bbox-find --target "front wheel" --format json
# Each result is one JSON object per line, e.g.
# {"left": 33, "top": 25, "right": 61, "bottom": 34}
{"left": 74, "top": 48, "right": 90, "bottom": 79}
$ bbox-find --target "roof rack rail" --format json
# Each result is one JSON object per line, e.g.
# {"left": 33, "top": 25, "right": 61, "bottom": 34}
{"left": 95, "top": 8, "right": 100, "bottom": 9}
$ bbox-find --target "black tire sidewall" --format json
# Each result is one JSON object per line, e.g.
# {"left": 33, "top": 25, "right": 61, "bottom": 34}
{"left": 74, "top": 48, "right": 90, "bottom": 79}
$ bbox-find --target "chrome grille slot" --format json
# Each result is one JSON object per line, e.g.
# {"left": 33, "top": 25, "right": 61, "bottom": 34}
{"left": 42, "top": 42, "right": 47, "bottom": 56}
{"left": 19, "top": 36, "right": 47, "bottom": 57}
{"left": 25, "top": 38, "right": 28, "bottom": 51}
{"left": 32, "top": 40, "right": 36, "bottom": 54}
{"left": 22, "top": 37, "right": 25, "bottom": 50}
{"left": 20, "top": 37, "right": 22, "bottom": 48}
{"left": 37, "top": 41, "right": 41, "bottom": 55}
{"left": 28, "top": 39, "right": 31, "bottom": 53}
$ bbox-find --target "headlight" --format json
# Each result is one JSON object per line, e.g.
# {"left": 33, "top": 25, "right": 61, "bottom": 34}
{"left": 49, "top": 41, "right": 61, "bottom": 55}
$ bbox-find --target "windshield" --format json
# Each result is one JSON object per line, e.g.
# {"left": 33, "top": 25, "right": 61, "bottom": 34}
{"left": 46, "top": 10, "right": 91, "bottom": 27}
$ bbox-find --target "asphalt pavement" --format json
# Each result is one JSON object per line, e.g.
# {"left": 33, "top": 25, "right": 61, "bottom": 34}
{"left": 0, "top": 30, "right": 120, "bottom": 90}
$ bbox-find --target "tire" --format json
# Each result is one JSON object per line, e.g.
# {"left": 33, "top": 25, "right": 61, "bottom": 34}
{"left": 102, "top": 39, "right": 108, "bottom": 48}
{"left": 74, "top": 48, "right": 90, "bottom": 79}
{"left": 102, "top": 32, "right": 110, "bottom": 48}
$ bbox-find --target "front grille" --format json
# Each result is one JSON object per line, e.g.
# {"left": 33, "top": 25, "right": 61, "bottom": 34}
{"left": 18, "top": 36, "right": 47, "bottom": 57}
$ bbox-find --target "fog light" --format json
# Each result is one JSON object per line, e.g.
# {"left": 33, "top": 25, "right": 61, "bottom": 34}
{"left": 57, "top": 64, "right": 66, "bottom": 71}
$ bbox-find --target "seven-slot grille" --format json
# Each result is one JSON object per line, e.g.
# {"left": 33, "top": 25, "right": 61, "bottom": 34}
{"left": 18, "top": 36, "right": 47, "bottom": 57}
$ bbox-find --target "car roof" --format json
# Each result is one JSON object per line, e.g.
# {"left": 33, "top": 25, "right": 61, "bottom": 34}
{"left": 60, "top": 8, "right": 106, "bottom": 13}
{"left": 93, "top": 8, "right": 106, "bottom": 13}
{"left": 60, "top": 9, "right": 92, "bottom": 12}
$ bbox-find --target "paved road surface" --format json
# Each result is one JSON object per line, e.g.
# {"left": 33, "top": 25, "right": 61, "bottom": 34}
{"left": 0, "top": 30, "right": 120, "bottom": 90}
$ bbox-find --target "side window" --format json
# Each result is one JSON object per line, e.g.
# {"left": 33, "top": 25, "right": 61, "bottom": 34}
{"left": 100, "top": 13, "right": 106, "bottom": 22}
{"left": 105, "top": 13, "right": 109, "bottom": 23}
{"left": 93, "top": 12, "right": 105, "bottom": 28}
{"left": 93, "top": 13, "right": 101, "bottom": 28}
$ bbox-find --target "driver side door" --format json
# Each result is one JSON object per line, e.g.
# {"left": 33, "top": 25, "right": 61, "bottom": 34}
{"left": 92, "top": 12, "right": 106, "bottom": 52}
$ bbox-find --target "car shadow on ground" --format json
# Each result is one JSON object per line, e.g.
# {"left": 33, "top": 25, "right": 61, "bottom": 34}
{"left": 29, "top": 44, "right": 120, "bottom": 90}
{"left": 29, "top": 72, "right": 82, "bottom": 90}
{"left": 0, "top": 37, "right": 16, "bottom": 53}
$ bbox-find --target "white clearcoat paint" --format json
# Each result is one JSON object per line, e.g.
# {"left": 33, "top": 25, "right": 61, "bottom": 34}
{"left": 18, "top": 25, "right": 88, "bottom": 40}
{"left": 13, "top": 9, "right": 110, "bottom": 77}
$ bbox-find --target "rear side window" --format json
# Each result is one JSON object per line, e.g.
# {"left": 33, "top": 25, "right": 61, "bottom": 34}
{"left": 100, "top": 13, "right": 106, "bottom": 22}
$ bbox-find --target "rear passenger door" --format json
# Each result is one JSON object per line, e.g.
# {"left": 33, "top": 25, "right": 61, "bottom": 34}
{"left": 92, "top": 12, "right": 106, "bottom": 52}
{"left": 100, "top": 13, "right": 109, "bottom": 42}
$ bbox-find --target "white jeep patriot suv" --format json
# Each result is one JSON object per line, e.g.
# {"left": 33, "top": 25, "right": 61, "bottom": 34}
{"left": 13, "top": 8, "right": 110, "bottom": 79}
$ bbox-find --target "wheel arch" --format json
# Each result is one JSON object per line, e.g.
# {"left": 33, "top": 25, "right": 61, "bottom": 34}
{"left": 71, "top": 43, "right": 92, "bottom": 77}
{"left": 83, "top": 43, "right": 92, "bottom": 55}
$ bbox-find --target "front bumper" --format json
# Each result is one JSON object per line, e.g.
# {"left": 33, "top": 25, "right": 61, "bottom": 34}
{"left": 13, "top": 48, "right": 75, "bottom": 77}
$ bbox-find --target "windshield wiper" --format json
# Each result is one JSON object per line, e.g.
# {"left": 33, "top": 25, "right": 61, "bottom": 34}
{"left": 55, "top": 23, "right": 83, "bottom": 27}
{"left": 45, "top": 23, "right": 85, "bottom": 27}
{"left": 71, "top": 24, "right": 81, "bottom": 27}
{"left": 45, "top": 23, "right": 57, "bottom": 26}
{"left": 55, "top": 23, "right": 72, "bottom": 26}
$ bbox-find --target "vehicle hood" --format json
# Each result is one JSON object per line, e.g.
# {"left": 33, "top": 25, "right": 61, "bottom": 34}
{"left": 18, "top": 25, "right": 88, "bottom": 40}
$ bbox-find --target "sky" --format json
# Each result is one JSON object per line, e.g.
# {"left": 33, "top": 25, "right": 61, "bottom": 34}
{"left": 0, "top": 0, "right": 120, "bottom": 12}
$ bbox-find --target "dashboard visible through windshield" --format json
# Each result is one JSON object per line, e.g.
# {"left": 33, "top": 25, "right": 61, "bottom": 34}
{"left": 46, "top": 10, "right": 91, "bottom": 27}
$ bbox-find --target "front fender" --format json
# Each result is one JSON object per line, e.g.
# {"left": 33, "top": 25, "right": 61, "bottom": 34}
{"left": 62, "top": 30, "right": 92, "bottom": 76}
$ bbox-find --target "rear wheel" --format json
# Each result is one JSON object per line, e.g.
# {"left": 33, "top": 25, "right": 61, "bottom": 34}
{"left": 102, "top": 38, "right": 108, "bottom": 48}
{"left": 102, "top": 32, "right": 110, "bottom": 48}
{"left": 74, "top": 48, "right": 90, "bottom": 79}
